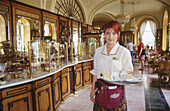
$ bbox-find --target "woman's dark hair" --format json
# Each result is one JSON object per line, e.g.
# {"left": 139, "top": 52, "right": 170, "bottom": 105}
{"left": 103, "top": 20, "right": 121, "bottom": 42}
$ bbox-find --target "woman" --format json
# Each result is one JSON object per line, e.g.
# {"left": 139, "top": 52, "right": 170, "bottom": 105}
{"left": 90, "top": 20, "right": 133, "bottom": 111}
{"left": 138, "top": 38, "right": 145, "bottom": 70}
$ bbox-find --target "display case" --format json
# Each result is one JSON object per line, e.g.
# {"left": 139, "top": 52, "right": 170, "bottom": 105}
{"left": 84, "top": 33, "right": 103, "bottom": 58}
{"left": 72, "top": 20, "right": 79, "bottom": 58}
{"left": 0, "top": 0, "right": 11, "bottom": 42}
{"left": 78, "top": 42, "right": 90, "bottom": 60}
{"left": 68, "top": 19, "right": 72, "bottom": 45}
{"left": 88, "top": 25, "right": 93, "bottom": 33}
{"left": 28, "top": 40, "right": 51, "bottom": 76}
{"left": 81, "top": 23, "right": 88, "bottom": 43}
{"left": 59, "top": 16, "right": 68, "bottom": 44}
{"left": 42, "top": 11, "right": 59, "bottom": 42}
{"left": 120, "top": 31, "right": 134, "bottom": 46}
{"left": 85, "top": 33, "right": 103, "bottom": 46}
{"left": 12, "top": 2, "right": 42, "bottom": 53}
{"left": 0, "top": 41, "right": 26, "bottom": 80}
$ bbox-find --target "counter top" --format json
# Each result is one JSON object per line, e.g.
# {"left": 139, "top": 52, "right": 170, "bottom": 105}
{"left": 0, "top": 59, "right": 93, "bottom": 89}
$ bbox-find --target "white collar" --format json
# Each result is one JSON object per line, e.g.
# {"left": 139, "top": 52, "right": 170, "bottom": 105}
{"left": 101, "top": 42, "right": 120, "bottom": 55}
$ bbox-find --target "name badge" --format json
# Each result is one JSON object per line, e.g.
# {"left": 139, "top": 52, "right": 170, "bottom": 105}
{"left": 113, "top": 57, "right": 119, "bottom": 60}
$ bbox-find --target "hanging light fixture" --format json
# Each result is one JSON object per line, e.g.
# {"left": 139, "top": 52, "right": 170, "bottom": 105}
{"left": 130, "top": 2, "right": 138, "bottom": 32}
{"left": 116, "top": 0, "right": 130, "bottom": 29}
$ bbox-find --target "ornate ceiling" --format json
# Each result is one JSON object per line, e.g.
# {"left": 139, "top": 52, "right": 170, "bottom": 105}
{"left": 16, "top": 0, "right": 170, "bottom": 28}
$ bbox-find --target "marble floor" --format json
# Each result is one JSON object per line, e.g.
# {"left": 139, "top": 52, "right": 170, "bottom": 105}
{"left": 58, "top": 59, "right": 170, "bottom": 111}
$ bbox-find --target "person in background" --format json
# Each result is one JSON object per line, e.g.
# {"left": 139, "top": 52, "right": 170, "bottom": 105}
{"left": 156, "top": 45, "right": 164, "bottom": 56}
{"left": 90, "top": 20, "right": 133, "bottom": 111}
{"left": 138, "top": 38, "right": 145, "bottom": 70}
{"left": 150, "top": 46, "right": 154, "bottom": 53}
{"left": 126, "top": 39, "right": 135, "bottom": 65}
{"left": 145, "top": 45, "right": 150, "bottom": 57}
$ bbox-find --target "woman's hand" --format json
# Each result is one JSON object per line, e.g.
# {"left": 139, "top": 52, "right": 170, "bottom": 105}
{"left": 90, "top": 75, "right": 97, "bottom": 103}
{"left": 90, "top": 91, "right": 95, "bottom": 103}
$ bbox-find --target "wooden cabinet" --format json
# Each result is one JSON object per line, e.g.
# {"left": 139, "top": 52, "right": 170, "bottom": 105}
{"left": 0, "top": 60, "right": 93, "bottom": 111}
{"left": 61, "top": 68, "right": 71, "bottom": 100}
{"left": 52, "top": 72, "right": 61, "bottom": 110}
{"left": 75, "top": 63, "right": 82, "bottom": 90}
{"left": 33, "top": 77, "right": 53, "bottom": 111}
{"left": 85, "top": 33, "right": 102, "bottom": 47}
{"left": 82, "top": 62, "right": 92, "bottom": 86}
{"left": 1, "top": 84, "right": 33, "bottom": 111}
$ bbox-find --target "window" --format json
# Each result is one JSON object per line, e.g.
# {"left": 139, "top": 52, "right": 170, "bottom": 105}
{"left": 140, "top": 20, "right": 156, "bottom": 48}
{"left": 55, "top": 0, "right": 84, "bottom": 22}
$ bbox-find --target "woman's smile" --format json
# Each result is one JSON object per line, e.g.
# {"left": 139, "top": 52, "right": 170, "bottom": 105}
{"left": 108, "top": 39, "right": 114, "bottom": 41}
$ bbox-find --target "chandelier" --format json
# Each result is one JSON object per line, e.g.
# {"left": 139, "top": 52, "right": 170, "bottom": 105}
{"left": 116, "top": 0, "right": 130, "bottom": 27}
{"left": 130, "top": 2, "right": 138, "bottom": 32}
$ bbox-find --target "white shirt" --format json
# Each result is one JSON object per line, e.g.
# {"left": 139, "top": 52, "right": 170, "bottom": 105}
{"left": 90, "top": 42, "right": 133, "bottom": 79}
{"left": 126, "top": 42, "right": 135, "bottom": 51}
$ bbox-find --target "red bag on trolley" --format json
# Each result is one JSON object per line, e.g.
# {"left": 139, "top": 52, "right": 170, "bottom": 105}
{"left": 95, "top": 79, "right": 124, "bottom": 109}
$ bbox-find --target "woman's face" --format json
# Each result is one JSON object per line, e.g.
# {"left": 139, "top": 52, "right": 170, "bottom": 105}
{"left": 105, "top": 28, "right": 119, "bottom": 46}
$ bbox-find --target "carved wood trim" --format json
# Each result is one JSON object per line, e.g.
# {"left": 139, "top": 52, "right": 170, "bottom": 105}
{"left": 2, "top": 84, "right": 32, "bottom": 98}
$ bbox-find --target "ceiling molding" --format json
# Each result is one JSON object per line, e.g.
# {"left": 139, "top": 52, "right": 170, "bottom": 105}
{"left": 93, "top": 12, "right": 116, "bottom": 22}
{"left": 88, "top": 0, "right": 116, "bottom": 24}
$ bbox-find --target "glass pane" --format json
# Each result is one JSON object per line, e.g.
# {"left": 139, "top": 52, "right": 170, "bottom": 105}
{"left": 30, "top": 40, "right": 50, "bottom": 75}
{"left": 60, "top": 20, "right": 68, "bottom": 44}
{"left": 43, "top": 18, "right": 57, "bottom": 41}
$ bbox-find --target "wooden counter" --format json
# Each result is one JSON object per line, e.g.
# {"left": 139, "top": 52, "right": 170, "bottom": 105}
{"left": 0, "top": 59, "right": 93, "bottom": 111}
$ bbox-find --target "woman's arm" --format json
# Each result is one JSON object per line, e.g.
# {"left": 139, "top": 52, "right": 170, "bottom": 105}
{"left": 90, "top": 75, "right": 97, "bottom": 103}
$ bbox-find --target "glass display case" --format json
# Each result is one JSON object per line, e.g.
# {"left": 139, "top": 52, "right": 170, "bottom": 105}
{"left": 59, "top": 17, "right": 68, "bottom": 44}
{"left": 72, "top": 21, "right": 79, "bottom": 57}
{"left": 78, "top": 42, "right": 90, "bottom": 60}
{"left": 43, "top": 12, "right": 58, "bottom": 41}
{"left": 0, "top": 41, "right": 26, "bottom": 80}
{"left": 29, "top": 39, "right": 50, "bottom": 74}
{"left": 81, "top": 23, "right": 88, "bottom": 43}
{"left": 88, "top": 38, "right": 98, "bottom": 58}
{"left": 16, "top": 16, "right": 41, "bottom": 57}
{"left": 13, "top": 2, "right": 42, "bottom": 57}
{"left": 84, "top": 33, "right": 104, "bottom": 58}
{"left": 0, "top": 1, "right": 11, "bottom": 42}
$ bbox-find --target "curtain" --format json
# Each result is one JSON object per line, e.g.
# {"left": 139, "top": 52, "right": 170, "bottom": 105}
{"left": 148, "top": 20, "right": 156, "bottom": 36}
{"left": 140, "top": 21, "right": 147, "bottom": 37}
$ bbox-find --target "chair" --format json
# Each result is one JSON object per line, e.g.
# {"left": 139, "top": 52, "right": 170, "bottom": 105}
{"left": 158, "top": 60, "right": 170, "bottom": 83}
{"left": 148, "top": 53, "right": 161, "bottom": 74}
{"left": 148, "top": 60, "right": 154, "bottom": 73}
{"left": 152, "top": 57, "right": 160, "bottom": 73}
